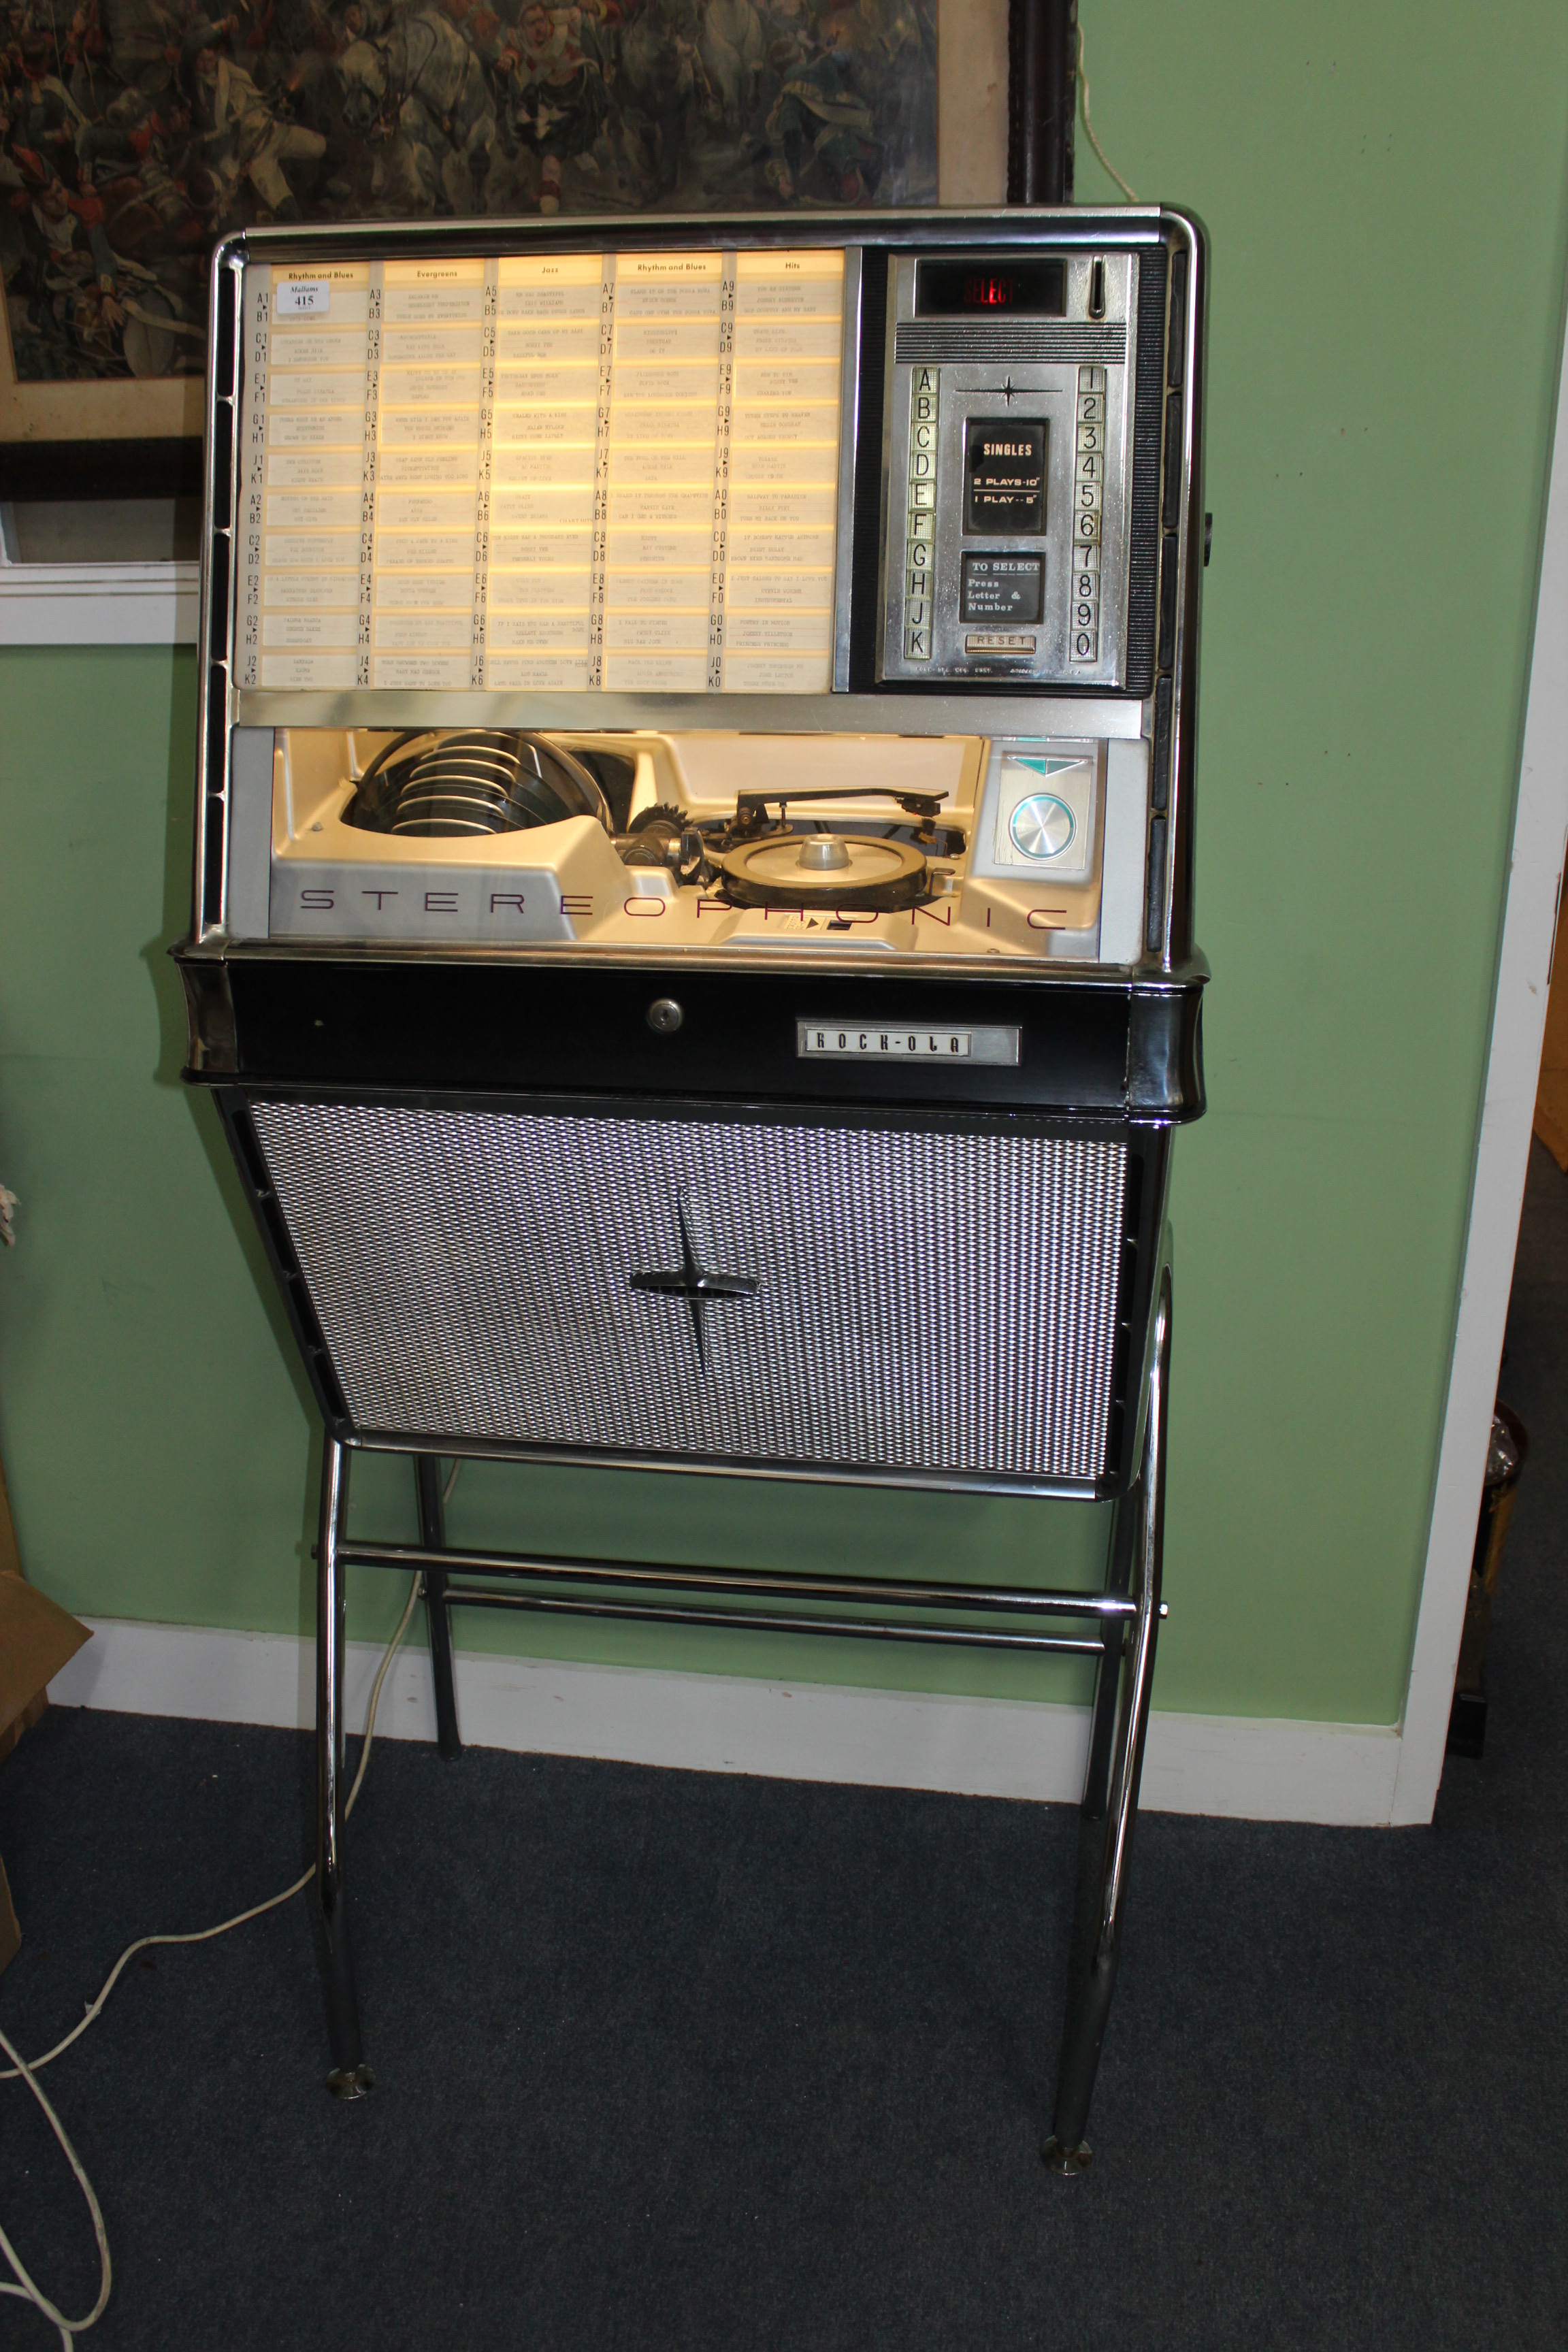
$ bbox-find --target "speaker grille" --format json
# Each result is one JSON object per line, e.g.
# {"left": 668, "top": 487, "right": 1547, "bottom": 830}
{"left": 248, "top": 1100, "right": 1126, "bottom": 1483}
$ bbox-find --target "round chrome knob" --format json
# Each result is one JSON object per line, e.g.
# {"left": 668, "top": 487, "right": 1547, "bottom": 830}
{"left": 797, "top": 833, "right": 851, "bottom": 871}
{"left": 646, "top": 998, "right": 683, "bottom": 1035}
{"left": 1009, "top": 793, "right": 1075, "bottom": 860}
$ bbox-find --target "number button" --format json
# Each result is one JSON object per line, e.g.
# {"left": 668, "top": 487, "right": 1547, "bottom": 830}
{"left": 1077, "top": 393, "right": 1102, "bottom": 423}
{"left": 1076, "top": 421, "right": 1102, "bottom": 453}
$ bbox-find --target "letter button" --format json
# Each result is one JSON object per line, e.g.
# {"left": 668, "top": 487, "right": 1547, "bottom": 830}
{"left": 908, "top": 507, "right": 934, "bottom": 542}
{"left": 911, "top": 421, "right": 935, "bottom": 453}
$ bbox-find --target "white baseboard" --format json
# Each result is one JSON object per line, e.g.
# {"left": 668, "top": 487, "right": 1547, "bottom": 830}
{"left": 45, "top": 1618, "right": 1404, "bottom": 1827}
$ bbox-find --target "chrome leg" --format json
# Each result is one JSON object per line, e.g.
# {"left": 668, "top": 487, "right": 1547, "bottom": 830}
{"left": 414, "top": 1455, "right": 463, "bottom": 1761}
{"left": 315, "top": 1437, "right": 372, "bottom": 2099}
{"left": 1043, "top": 1267, "right": 1170, "bottom": 2175}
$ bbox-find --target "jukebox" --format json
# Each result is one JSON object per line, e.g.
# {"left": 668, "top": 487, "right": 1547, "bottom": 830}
{"left": 176, "top": 204, "right": 1207, "bottom": 2173}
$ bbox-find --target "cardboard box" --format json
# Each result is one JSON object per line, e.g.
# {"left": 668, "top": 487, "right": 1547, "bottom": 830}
{"left": 0, "top": 1453, "right": 93, "bottom": 1974}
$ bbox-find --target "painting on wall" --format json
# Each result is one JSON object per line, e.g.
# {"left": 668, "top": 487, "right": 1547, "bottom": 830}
{"left": 0, "top": 0, "right": 936, "bottom": 457}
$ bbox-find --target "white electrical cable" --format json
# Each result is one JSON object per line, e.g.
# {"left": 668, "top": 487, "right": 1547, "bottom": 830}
{"left": 0, "top": 2023, "right": 110, "bottom": 2349}
{"left": 1078, "top": 22, "right": 1139, "bottom": 203}
{"left": 0, "top": 1572, "right": 421, "bottom": 2341}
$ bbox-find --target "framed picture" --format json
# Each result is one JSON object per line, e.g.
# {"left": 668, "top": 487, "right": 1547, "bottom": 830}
{"left": 1, "top": 0, "right": 952, "bottom": 489}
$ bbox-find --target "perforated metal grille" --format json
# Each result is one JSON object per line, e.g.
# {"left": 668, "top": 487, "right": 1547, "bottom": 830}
{"left": 249, "top": 1100, "right": 1127, "bottom": 1482}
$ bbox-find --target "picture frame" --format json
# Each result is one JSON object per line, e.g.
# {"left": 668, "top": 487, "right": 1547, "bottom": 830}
{"left": 1, "top": 0, "right": 1018, "bottom": 496}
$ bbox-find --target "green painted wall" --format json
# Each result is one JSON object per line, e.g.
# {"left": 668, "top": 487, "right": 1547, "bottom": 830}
{"left": 3, "top": 4, "right": 1567, "bottom": 1725}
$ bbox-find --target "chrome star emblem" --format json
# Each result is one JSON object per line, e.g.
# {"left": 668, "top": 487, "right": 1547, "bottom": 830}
{"left": 629, "top": 1195, "right": 759, "bottom": 1368}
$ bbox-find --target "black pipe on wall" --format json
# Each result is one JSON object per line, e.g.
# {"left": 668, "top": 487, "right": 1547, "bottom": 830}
{"left": 1007, "top": 0, "right": 1077, "bottom": 206}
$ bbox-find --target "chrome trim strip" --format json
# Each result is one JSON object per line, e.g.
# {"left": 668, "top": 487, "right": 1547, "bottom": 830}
{"left": 1160, "top": 211, "right": 1205, "bottom": 971}
{"left": 185, "top": 926, "right": 1205, "bottom": 984}
{"left": 832, "top": 245, "right": 864, "bottom": 692}
{"left": 194, "top": 238, "right": 243, "bottom": 943}
{"left": 344, "top": 1429, "right": 1104, "bottom": 1502}
{"left": 231, "top": 688, "right": 1146, "bottom": 737}
{"left": 226, "top": 207, "right": 1172, "bottom": 270}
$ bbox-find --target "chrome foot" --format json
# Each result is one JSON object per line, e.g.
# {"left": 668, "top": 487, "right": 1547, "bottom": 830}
{"left": 326, "top": 2063, "right": 374, "bottom": 2101}
{"left": 1041, "top": 2137, "right": 1092, "bottom": 2176}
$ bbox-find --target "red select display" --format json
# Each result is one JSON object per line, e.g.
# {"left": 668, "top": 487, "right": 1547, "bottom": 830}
{"left": 915, "top": 257, "right": 1067, "bottom": 316}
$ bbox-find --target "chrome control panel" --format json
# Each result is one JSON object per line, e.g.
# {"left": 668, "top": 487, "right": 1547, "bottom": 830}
{"left": 879, "top": 250, "right": 1137, "bottom": 689}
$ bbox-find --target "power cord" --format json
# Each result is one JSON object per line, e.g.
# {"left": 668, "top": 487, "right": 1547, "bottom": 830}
{"left": 1078, "top": 21, "right": 1139, "bottom": 202}
{"left": 0, "top": 1571, "right": 422, "bottom": 2345}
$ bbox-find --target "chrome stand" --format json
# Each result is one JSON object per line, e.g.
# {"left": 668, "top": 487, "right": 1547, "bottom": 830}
{"left": 414, "top": 1454, "right": 463, "bottom": 1761}
{"left": 1042, "top": 1268, "right": 1171, "bottom": 2174}
{"left": 314, "top": 1437, "right": 372, "bottom": 2099}
{"left": 309, "top": 1281, "right": 1171, "bottom": 2145}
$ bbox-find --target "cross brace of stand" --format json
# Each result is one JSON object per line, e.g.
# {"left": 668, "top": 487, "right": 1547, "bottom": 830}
{"left": 310, "top": 1271, "right": 1171, "bottom": 2172}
